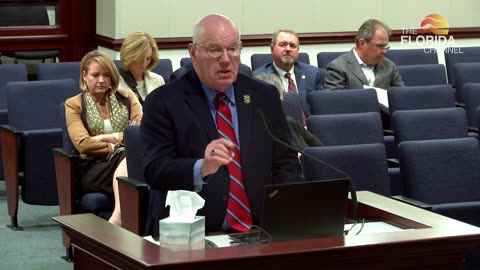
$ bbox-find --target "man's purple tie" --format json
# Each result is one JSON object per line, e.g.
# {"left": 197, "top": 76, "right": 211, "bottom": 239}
{"left": 215, "top": 92, "right": 252, "bottom": 232}
{"left": 285, "top": 72, "right": 297, "bottom": 93}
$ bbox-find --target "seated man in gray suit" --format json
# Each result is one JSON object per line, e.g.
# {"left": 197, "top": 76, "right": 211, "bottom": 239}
{"left": 324, "top": 19, "right": 404, "bottom": 128}
{"left": 324, "top": 19, "right": 404, "bottom": 90}
{"left": 253, "top": 29, "right": 323, "bottom": 120}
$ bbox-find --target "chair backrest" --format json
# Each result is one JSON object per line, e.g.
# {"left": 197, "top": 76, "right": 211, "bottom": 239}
{"left": 399, "top": 137, "right": 480, "bottom": 204}
{"left": 0, "top": 5, "right": 50, "bottom": 26}
{"left": 462, "top": 83, "right": 480, "bottom": 127}
{"left": 453, "top": 62, "right": 480, "bottom": 103}
{"left": 282, "top": 92, "right": 303, "bottom": 124}
{"left": 124, "top": 125, "right": 145, "bottom": 181}
{"left": 388, "top": 84, "right": 456, "bottom": 115}
{"left": 307, "top": 112, "right": 384, "bottom": 146}
{"left": 444, "top": 46, "right": 480, "bottom": 87}
{"left": 0, "top": 64, "right": 28, "bottom": 111}
{"left": 152, "top": 59, "right": 173, "bottom": 80}
{"left": 396, "top": 64, "right": 447, "bottom": 86}
{"left": 392, "top": 107, "right": 469, "bottom": 145}
{"left": 7, "top": 79, "right": 79, "bottom": 130}
{"left": 309, "top": 88, "right": 379, "bottom": 115}
{"left": 250, "top": 53, "right": 310, "bottom": 71}
{"left": 385, "top": 49, "right": 438, "bottom": 66}
{"left": 180, "top": 57, "right": 192, "bottom": 67}
{"left": 303, "top": 143, "right": 391, "bottom": 196}
{"left": 36, "top": 62, "right": 81, "bottom": 86}
{"left": 317, "top": 51, "right": 346, "bottom": 69}
{"left": 59, "top": 102, "right": 75, "bottom": 154}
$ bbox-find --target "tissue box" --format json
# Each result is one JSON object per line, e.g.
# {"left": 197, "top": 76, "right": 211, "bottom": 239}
{"left": 159, "top": 216, "right": 205, "bottom": 250}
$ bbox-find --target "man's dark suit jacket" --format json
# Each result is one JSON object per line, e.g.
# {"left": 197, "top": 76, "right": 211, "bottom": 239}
{"left": 170, "top": 63, "right": 253, "bottom": 81}
{"left": 253, "top": 61, "right": 323, "bottom": 116}
{"left": 141, "top": 70, "right": 303, "bottom": 237}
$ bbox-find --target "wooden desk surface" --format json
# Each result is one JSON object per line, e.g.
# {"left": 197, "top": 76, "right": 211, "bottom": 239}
{"left": 54, "top": 191, "right": 480, "bottom": 270}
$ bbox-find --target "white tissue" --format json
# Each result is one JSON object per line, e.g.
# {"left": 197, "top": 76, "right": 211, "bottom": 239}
{"left": 165, "top": 190, "right": 205, "bottom": 222}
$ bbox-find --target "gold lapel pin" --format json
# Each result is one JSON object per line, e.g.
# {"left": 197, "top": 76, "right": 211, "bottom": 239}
{"left": 243, "top": 95, "right": 251, "bottom": 104}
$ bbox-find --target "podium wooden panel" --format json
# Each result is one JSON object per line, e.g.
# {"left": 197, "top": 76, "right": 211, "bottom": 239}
{"left": 53, "top": 191, "right": 480, "bottom": 270}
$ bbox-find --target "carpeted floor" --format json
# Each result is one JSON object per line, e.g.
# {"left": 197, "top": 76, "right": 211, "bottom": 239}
{"left": 0, "top": 181, "right": 72, "bottom": 270}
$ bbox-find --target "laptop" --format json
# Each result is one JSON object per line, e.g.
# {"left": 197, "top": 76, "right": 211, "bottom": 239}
{"left": 259, "top": 178, "right": 350, "bottom": 242}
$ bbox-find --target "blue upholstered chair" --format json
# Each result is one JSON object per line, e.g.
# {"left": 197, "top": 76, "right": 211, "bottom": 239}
{"left": 180, "top": 57, "right": 192, "bottom": 67}
{"left": 307, "top": 112, "right": 384, "bottom": 147}
{"left": 0, "top": 64, "right": 28, "bottom": 181}
{"left": 307, "top": 112, "right": 400, "bottom": 194}
{"left": 282, "top": 92, "right": 303, "bottom": 124}
{"left": 385, "top": 48, "right": 438, "bottom": 66}
{"left": 463, "top": 83, "right": 480, "bottom": 129}
{"left": 303, "top": 143, "right": 391, "bottom": 196}
{"left": 391, "top": 107, "right": 469, "bottom": 146}
{"left": 396, "top": 64, "right": 447, "bottom": 86}
{"left": 316, "top": 51, "right": 346, "bottom": 69}
{"left": 444, "top": 46, "right": 480, "bottom": 87}
{"left": 152, "top": 59, "right": 173, "bottom": 80}
{"left": 117, "top": 125, "right": 149, "bottom": 236}
{"left": 453, "top": 62, "right": 480, "bottom": 103}
{"left": 398, "top": 137, "right": 480, "bottom": 226}
{"left": 309, "top": 88, "right": 380, "bottom": 115}
{"left": 250, "top": 53, "right": 310, "bottom": 71}
{"left": 0, "top": 79, "right": 78, "bottom": 230}
{"left": 388, "top": 84, "right": 456, "bottom": 115}
{"left": 36, "top": 62, "right": 81, "bottom": 87}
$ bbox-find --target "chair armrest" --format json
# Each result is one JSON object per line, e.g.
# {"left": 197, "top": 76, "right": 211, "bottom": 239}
{"left": 468, "top": 126, "right": 478, "bottom": 133}
{"left": 117, "top": 176, "right": 148, "bottom": 190}
{"left": 0, "top": 124, "right": 22, "bottom": 221}
{"left": 53, "top": 148, "right": 78, "bottom": 217}
{"left": 392, "top": 195, "right": 432, "bottom": 211}
{"left": 0, "top": 124, "right": 23, "bottom": 135}
{"left": 383, "top": 129, "right": 394, "bottom": 135}
{"left": 117, "top": 176, "right": 149, "bottom": 235}
{"left": 387, "top": 158, "right": 399, "bottom": 167}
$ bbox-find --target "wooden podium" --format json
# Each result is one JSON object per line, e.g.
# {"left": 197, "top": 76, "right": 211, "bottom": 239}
{"left": 53, "top": 191, "right": 480, "bottom": 270}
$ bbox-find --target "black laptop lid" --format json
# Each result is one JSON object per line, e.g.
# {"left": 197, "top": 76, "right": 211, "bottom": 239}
{"left": 260, "top": 178, "right": 350, "bottom": 242}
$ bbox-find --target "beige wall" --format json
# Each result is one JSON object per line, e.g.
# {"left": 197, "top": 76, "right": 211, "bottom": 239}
{"left": 97, "top": 0, "right": 480, "bottom": 39}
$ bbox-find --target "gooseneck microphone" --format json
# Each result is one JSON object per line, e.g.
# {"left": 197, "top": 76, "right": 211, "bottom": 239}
{"left": 256, "top": 110, "right": 359, "bottom": 223}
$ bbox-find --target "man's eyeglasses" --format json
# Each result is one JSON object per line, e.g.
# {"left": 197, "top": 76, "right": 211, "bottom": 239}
{"left": 369, "top": 42, "right": 390, "bottom": 51}
{"left": 194, "top": 44, "right": 242, "bottom": 58}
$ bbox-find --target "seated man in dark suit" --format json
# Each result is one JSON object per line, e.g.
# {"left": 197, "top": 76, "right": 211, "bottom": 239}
{"left": 324, "top": 19, "right": 404, "bottom": 128}
{"left": 324, "top": 19, "right": 404, "bottom": 90}
{"left": 141, "top": 14, "right": 303, "bottom": 237}
{"left": 170, "top": 62, "right": 253, "bottom": 81}
{"left": 253, "top": 29, "right": 323, "bottom": 120}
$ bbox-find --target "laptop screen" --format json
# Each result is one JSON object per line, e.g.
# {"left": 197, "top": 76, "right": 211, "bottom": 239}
{"left": 260, "top": 178, "right": 350, "bottom": 242}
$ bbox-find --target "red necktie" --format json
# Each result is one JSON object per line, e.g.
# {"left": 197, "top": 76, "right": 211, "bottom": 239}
{"left": 215, "top": 93, "right": 252, "bottom": 232}
{"left": 285, "top": 72, "right": 297, "bottom": 93}
{"left": 285, "top": 72, "right": 307, "bottom": 125}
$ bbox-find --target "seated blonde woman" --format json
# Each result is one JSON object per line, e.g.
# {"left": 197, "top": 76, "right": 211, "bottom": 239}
{"left": 255, "top": 73, "right": 323, "bottom": 151}
{"left": 118, "top": 32, "right": 165, "bottom": 104}
{"left": 65, "top": 50, "right": 142, "bottom": 226}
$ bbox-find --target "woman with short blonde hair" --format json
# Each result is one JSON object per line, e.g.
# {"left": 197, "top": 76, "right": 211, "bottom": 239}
{"left": 118, "top": 32, "right": 165, "bottom": 104}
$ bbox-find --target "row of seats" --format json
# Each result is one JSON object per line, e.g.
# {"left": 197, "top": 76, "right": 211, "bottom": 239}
{"left": 298, "top": 88, "right": 480, "bottom": 227}
{"left": 2, "top": 48, "right": 480, "bottom": 229}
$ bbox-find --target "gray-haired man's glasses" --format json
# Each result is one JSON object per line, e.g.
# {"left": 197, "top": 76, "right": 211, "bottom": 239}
{"left": 194, "top": 44, "right": 242, "bottom": 58}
